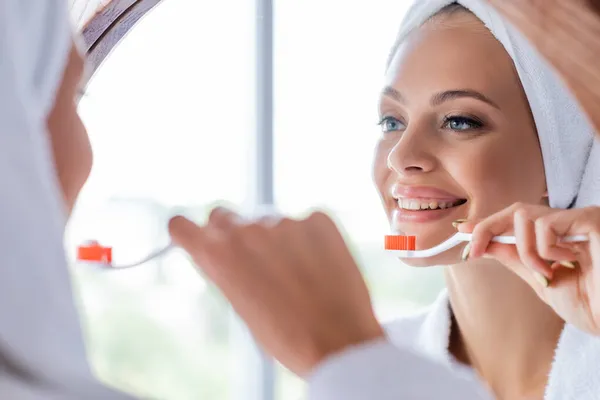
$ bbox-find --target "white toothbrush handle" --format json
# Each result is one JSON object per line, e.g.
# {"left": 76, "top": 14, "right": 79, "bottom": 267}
{"left": 85, "top": 243, "right": 175, "bottom": 270}
{"left": 114, "top": 243, "right": 174, "bottom": 269}
{"left": 490, "top": 234, "right": 588, "bottom": 245}
{"left": 387, "top": 233, "right": 589, "bottom": 258}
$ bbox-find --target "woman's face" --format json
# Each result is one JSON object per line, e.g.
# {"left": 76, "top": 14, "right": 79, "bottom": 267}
{"left": 46, "top": 41, "right": 92, "bottom": 215}
{"left": 373, "top": 12, "right": 546, "bottom": 266}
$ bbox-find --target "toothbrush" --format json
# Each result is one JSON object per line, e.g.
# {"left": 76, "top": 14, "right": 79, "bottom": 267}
{"left": 385, "top": 232, "right": 589, "bottom": 258}
{"left": 76, "top": 230, "right": 590, "bottom": 268}
{"left": 77, "top": 240, "right": 174, "bottom": 270}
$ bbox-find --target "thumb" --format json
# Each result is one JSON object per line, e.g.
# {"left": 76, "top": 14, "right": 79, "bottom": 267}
{"left": 484, "top": 242, "right": 519, "bottom": 266}
{"left": 456, "top": 219, "right": 480, "bottom": 233}
{"left": 168, "top": 215, "right": 204, "bottom": 252}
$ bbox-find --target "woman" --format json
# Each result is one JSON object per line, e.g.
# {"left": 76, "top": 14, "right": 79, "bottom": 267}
{"left": 377, "top": 2, "right": 600, "bottom": 398}
{"left": 378, "top": 3, "right": 558, "bottom": 398}
{"left": 0, "top": 0, "right": 132, "bottom": 397}
{"left": 169, "top": 1, "right": 600, "bottom": 399}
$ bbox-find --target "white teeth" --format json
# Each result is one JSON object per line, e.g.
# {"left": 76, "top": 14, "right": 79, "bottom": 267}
{"left": 397, "top": 199, "right": 463, "bottom": 211}
{"left": 400, "top": 199, "right": 421, "bottom": 210}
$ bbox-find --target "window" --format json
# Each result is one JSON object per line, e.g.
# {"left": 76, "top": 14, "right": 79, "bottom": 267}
{"left": 68, "top": 0, "right": 444, "bottom": 399}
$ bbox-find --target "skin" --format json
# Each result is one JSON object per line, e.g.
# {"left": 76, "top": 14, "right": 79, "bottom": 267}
{"left": 46, "top": 41, "right": 91, "bottom": 215}
{"left": 373, "top": 11, "right": 564, "bottom": 399}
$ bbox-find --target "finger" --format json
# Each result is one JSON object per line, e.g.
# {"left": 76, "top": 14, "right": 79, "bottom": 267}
{"left": 170, "top": 215, "right": 269, "bottom": 291}
{"left": 306, "top": 211, "right": 360, "bottom": 274}
{"left": 469, "top": 203, "right": 551, "bottom": 258}
{"left": 535, "top": 213, "right": 579, "bottom": 263}
{"left": 168, "top": 216, "right": 205, "bottom": 254}
{"left": 306, "top": 212, "right": 348, "bottom": 256}
{"left": 208, "top": 206, "right": 243, "bottom": 231}
{"left": 469, "top": 204, "right": 521, "bottom": 258}
{"left": 513, "top": 209, "right": 553, "bottom": 279}
{"left": 211, "top": 208, "right": 293, "bottom": 273}
{"left": 253, "top": 208, "right": 289, "bottom": 229}
{"left": 168, "top": 216, "right": 234, "bottom": 272}
{"left": 206, "top": 207, "right": 275, "bottom": 259}
{"left": 455, "top": 218, "right": 480, "bottom": 233}
{"left": 537, "top": 207, "right": 600, "bottom": 239}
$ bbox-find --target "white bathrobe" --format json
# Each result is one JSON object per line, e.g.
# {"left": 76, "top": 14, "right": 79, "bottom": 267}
{"left": 309, "top": 296, "right": 600, "bottom": 400}
{"left": 385, "top": 291, "right": 600, "bottom": 399}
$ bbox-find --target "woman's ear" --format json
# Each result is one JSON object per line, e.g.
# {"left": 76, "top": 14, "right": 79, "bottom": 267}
{"left": 46, "top": 43, "right": 92, "bottom": 214}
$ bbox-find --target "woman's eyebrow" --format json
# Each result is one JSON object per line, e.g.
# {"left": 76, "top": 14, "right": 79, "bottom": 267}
{"left": 382, "top": 86, "right": 501, "bottom": 110}
{"left": 382, "top": 86, "right": 404, "bottom": 103}
{"left": 431, "top": 89, "right": 501, "bottom": 109}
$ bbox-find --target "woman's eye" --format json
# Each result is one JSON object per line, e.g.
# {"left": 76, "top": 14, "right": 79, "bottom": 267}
{"left": 443, "top": 116, "right": 483, "bottom": 132}
{"left": 378, "top": 116, "right": 405, "bottom": 133}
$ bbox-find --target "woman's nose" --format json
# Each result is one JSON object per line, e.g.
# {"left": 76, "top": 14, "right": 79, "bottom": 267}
{"left": 386, "top": 131, "right": 437, "bottom": 176}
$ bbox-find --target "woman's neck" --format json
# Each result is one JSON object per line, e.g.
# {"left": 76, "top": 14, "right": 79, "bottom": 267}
{"left": 445, "top": 258, "right": 564, "bottom": 400}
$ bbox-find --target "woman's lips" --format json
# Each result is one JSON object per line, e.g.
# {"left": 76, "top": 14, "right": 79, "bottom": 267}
{"left": 391, "top": 185, "right": 464, "bottom": 200}
{"left": 392, "top": 202, "right": 466, "bottom": 223}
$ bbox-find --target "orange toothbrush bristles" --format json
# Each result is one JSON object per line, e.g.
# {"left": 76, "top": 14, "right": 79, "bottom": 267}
{"left": 384, "top": 235, "right": 416, "bottom": 251}
{"left": 77, "top": 240, "right": 113, "bottom": 263}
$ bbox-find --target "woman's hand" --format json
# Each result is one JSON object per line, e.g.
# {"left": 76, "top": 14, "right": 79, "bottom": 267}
{"left": 168, "top": 208, "right": 385, "bottom": 376}
{"left": 458, "top": 203, "right": 600, "bottom": 335}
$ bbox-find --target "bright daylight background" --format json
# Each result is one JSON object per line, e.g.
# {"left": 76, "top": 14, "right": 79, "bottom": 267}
{"left": 66, "top": 1, "right": 445, "bottom": 399}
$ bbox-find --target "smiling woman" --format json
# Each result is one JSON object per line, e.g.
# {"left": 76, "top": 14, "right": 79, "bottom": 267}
{"left": 379, "top": 3, "right": 598, "bottom": 399}
{"left": 375, "top": 3, "right": 545, "bottom": 267}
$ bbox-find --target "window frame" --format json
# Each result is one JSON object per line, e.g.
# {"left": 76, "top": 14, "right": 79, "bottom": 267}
{"left": 253, "top": 0, "right": 276, "bottom": 398}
